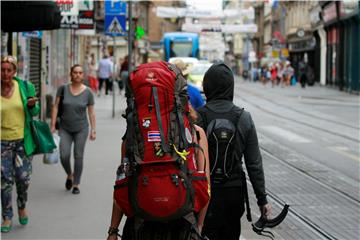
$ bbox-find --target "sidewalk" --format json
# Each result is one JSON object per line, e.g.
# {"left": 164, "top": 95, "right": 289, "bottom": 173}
{"left": 3, "top": 93, "right": 128, "bottom": 239}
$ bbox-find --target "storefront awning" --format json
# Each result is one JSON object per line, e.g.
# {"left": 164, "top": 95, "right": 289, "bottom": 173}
{"left": 1, "top": 1, "right": 61, "bottom": 32}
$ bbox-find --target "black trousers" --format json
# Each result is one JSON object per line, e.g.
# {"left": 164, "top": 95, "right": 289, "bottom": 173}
{"left": 99, "top": 78, "right": 111, "bottom": 95}
{"left": 202, "top": 187, "right": 245, "bottom": 240}
{"left": 122, "top": 217, "right": 198, "bottom": 240}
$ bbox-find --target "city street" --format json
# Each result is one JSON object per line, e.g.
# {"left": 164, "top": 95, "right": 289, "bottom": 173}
{"left": 3, "top": 80, "right": 359, "bottom": 240}
{"left": 1, "top": 1, "right": 359, "bottom": 240}
{"left": 235, "top": 79, "right": 359, "bottom": 239}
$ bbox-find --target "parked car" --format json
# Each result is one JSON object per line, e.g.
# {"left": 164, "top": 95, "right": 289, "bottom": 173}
{"left": 187, "top": 62, "right": 212, "bottom": 92}
{"left": 169, "top": 57, "right": 198, "bottom": 66}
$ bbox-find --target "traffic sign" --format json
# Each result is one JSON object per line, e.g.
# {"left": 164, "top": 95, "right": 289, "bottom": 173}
{"left": 105, "top": 15, "right": 126, "bottom": 36}
{"left": 105, "top": 0, "right": 127, "bottom": 15}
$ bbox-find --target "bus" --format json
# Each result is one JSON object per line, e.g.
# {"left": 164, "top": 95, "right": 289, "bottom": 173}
{"left": 163, "top": 32, "right": 199, "bottom": 62}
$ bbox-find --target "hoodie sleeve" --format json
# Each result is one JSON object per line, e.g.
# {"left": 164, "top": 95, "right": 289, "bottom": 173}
{"left": 241, "top": 112, "right": 268, "bottom": 206}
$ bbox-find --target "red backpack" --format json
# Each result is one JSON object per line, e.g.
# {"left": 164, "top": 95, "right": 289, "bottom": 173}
{"left": 114, "top": 61, "right": 209, "bottom": 222}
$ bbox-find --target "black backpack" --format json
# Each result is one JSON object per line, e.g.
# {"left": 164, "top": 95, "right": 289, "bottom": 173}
{"left": 199, "top": 106, "right": 253, "bottom": 222}
{"left": 199, "top": 106, "right": 244, "bottom": 184}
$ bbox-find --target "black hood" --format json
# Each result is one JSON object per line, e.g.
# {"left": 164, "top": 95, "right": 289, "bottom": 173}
{"left": 203, "top": 62, "right": 234, "bottom": 102}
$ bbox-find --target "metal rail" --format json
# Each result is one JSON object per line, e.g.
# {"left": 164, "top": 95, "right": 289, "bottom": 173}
{"left": 261, "top": 147, "right": 360, "bottom": 205}
{"left": 257, "top": 147, "right": 360, "bottom": 240}
{"left": 234, "top": 92, "right": 359, "bottom": 143}
{"left": 266, "top": 189, "right": 338, "bottom": 240}
{"left": 237, "top": 87, "right": 358, "bottom": 130}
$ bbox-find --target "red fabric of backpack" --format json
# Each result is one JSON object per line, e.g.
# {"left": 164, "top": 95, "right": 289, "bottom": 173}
{"left": 113, "top": 61, "right": 209, "bottom": 221}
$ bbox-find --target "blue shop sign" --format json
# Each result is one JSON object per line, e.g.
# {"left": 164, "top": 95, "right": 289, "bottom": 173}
{"left": 105, "top": 0, "right": 127, "bottom": 15}
{"left": 22, "top": 31, "right": 43, "bottom": 39}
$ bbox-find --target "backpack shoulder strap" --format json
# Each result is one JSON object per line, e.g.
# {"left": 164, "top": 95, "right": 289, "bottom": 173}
{"left": 60, "top": 85, "right": 65, "bottom": 96}
{"left": 232, "top": 107, "right": 252, "bottom": 222}
{"left": 234, "top": 107, "right": 245, "bottom": 145}
{"left": 196, "top": 107, "right": 209, "bottom": 131}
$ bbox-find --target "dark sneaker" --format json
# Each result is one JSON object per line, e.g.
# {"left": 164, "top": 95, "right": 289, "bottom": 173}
{"left": 72, "top": 187, "right": 80, "bottom": 194}
{"left": 65, "top": 179, "right": 72, "bottom": 190}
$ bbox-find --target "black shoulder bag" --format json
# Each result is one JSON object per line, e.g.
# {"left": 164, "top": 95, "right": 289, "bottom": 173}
{"left": 55, "top": 85, "right": 65, "bottom": 130}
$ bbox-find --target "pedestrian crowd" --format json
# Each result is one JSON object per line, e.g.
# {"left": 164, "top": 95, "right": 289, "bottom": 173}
{"left": 86, "top": 53, "right": 128, "bottom": 97}
{"left": 1, "top": 53, "right": 273, "bottom": 240}
{"left": 249, "top": 59, "right": 314, "bottom": 88}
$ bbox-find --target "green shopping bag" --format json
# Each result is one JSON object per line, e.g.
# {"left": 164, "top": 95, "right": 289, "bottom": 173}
{"left": 30, "top": 120, "right": 56, "bottom": 155}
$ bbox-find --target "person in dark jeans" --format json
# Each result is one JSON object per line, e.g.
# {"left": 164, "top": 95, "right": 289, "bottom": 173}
{"left": 299, "top": 60, "right": 307, "bottom": 88}
{"left": 97, "top": 55, "right": 113, "bottom": 96}
{"left": 117, "top": 55, "right": 128, "bottom": 95}
{"left": 197, "top": 62, "right": 271, "bottom": 240}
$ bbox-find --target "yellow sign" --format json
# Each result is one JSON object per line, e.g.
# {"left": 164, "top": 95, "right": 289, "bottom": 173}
{"left": 272, "top": 50, "right": 279, "bottom": 58}
{"left": 282, "top": 48, "right": 289, "bottom": 57}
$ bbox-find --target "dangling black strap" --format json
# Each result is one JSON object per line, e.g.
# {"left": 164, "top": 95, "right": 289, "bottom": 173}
{"left": 243, "top": 174, "right": 252, "bottom": 222}
{"left": 152, "top": 87, "right": 170, "bottom": 153}
{"left": 174, "top": 94, "right": 188, "bottom": 149}
{"left": 125, "top": 96, "right": 136, "bottom": 161}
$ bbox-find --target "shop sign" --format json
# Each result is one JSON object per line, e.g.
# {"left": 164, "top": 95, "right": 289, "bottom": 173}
{"left": 281, "top": 48, "right": 289, "bottom": 58}
{"left": 310, "top": 5, "right": 322, "bottom": 25}
{"left": 78, "top": 0, "right": 93, "bottom": 11}
{"left": 339, "top": 0, "right": 359, "bottom": 19}
{"left": 77, "top": 0, "right": 94, "bottom": 30}
{"left": 78, "top": 11, "right": 94, "bottom": 29}
{"left": 272, "top": 50, "right": 279, "bottom": 59}
{"left": 61, "top": 15, "right": 78, "bottom": 29}
{"left": 56, "top": 0, "right": 79, "bottom": 29}
{"left": 56, "top": 0, "right": 78, "bottom": 16}
{"left": 322, "top": 3, "right": 337, "bottom": 23}
{"left": 22, "top": 31, "right": 43, "bottom": 39}
{"left": 288, "top": 37, "right": 316, "bottom": 52}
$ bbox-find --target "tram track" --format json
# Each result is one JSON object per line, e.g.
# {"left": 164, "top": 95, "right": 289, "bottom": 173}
{"left": 261, "top": 146, "right": 360, "bottom": 204}
{"left": 257, "top": 147, "right": 360, "bottom": 240}
{"left": 266, "top": 189, "right": 338, "bottom": 240}
{"left": 234, "top": 92, "right": 359, "bottom": 143}
{"left": 236, "top": 86, "right": 359, "bottom": 130}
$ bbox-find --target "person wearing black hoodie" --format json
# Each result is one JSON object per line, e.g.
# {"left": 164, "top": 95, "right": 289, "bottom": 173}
{"left": 197, "top": 62, "right": 271, "bottom": 240}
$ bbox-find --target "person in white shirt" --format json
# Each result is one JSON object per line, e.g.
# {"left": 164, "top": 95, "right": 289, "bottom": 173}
{"left": 97, "top": 55, "right": 113, "bottom": 96}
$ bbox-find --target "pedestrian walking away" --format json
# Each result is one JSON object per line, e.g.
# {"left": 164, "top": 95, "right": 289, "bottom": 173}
{"left": 196, "top": 62, "right": 272, "bottom": 240}
{"left": 50, "top": 64, "right": 96, "bottom": 195}
{"left": 106, "top": 61, "right": 211, "bottom": 240}
{"left": 118, "top": 55, "right": 129, "bottom": 95}
{"left": 87, "top": 53, "right": 99, "bottom": 94}
{"left": 283, "top": 61, "right": 294, "bottom": 87}
{"left": 1, "top": 55, "right": 40, "bottom": 233}
{"left": 97, "top": 54, "right": 113, "bottom": 96}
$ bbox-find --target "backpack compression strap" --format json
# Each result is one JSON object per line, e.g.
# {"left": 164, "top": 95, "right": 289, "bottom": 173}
{"left": 125, "top": 93, "right": 136, "bottom": 161}
{"left": 174, "top": 94, "right": 188, "bottom": 150}
{"left": 169, "top": 63, "right": 189, "bottom": 150}
{"left": 152, "top": 87, "right": 170, "bottom": 153}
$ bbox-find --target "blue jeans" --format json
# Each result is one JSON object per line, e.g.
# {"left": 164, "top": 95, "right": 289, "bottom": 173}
{"left": 1, "top": 139, "right": 33, "bottom": 220}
